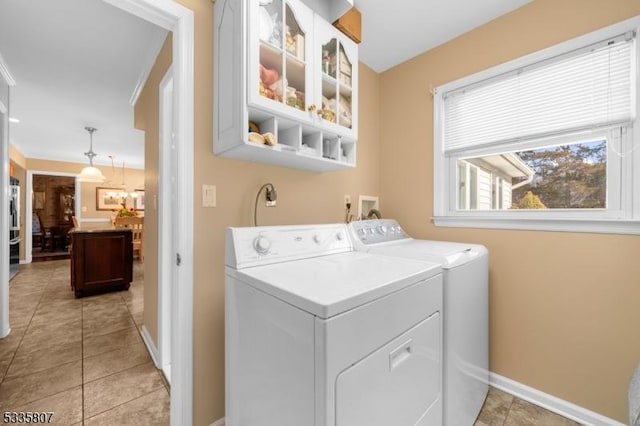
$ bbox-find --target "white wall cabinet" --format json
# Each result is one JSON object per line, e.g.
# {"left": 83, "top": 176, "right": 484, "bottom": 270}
{"left": 214, "top": 0, "right": 358, "bottom": 172}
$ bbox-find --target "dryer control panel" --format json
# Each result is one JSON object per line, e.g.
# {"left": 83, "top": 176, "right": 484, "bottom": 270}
{"left": 226, "top": 223, "right": 352, "bottom": 269}
{"left": 349, "top": 219, "right": 410, "bottom": 246}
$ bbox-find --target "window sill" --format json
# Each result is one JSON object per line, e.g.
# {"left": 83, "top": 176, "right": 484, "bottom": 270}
{"left": 432, "top": 216, "right": 640, "bottom": 235}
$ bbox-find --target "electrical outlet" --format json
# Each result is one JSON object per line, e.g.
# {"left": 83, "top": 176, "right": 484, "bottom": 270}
{"left": 344, "top": 195, "right": 351, "bottom": 205}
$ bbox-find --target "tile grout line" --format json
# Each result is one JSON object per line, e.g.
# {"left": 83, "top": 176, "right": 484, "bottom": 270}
{"left": 1, "top": 269, "right": 55, "bottom": 387}
{"left": 4, "top": 261, "right": 151, "bottom": 422}
{"left": 118, "top": 279, "right": 169, "bottom": 391}
{"left": 81, "top": 291, "right": 85, "bottom": 425}
{"left": 82, "top": 287, "right": 162, "bottom": 421}
{"left": 81, "top": 287, "right": 154, "bottom": 421}
{"left": 502, "top": 394, "right": 516, "bottom": 426}
{"left": 82, "top": 385, "right": 167, "bottom": 423}
{"left": 1, "top": 264, "right": 77, "bottom": 411}
{"left": 81, "top": 334, "right": 152, "bottom": 385}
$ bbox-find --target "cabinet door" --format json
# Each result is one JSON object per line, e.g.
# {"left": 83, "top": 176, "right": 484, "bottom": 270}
{"left": 313, "top": 15, "right": 358, "bottom": 140}
{"left": 247, "top": 0, "right": 314, "bottom": 122}
{"left": 59, "top": 192, "right": 74, "bottom": 224}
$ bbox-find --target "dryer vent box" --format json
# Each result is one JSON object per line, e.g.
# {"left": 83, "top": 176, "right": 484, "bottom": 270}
{"left": 333, "top": 7, "right": 362, "bottom": 44}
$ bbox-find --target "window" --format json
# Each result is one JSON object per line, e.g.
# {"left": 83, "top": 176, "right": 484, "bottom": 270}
{"left": 459, "top": 137, "right": 609, "bottom": 210}
{"left": 433, "top": 17, "right": 640, "bottom": 234}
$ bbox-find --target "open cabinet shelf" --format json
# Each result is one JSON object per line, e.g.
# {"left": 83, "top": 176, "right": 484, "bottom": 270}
{"left": 214, "top": 0, "right": 358, "bottom": 172}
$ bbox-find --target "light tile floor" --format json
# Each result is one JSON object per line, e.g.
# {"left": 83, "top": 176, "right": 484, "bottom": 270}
{"left": 0, "top": 260, "right": 169, "bottom": 425}
{"left": 476, "top": 386, "right": 583, "bottom": 426}
{"left": 2, "top": 260, "right": 582, "bottom": 425}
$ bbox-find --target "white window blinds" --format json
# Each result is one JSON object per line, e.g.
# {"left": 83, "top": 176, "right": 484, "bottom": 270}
{"left": 442, "top": 33, "right": 635, "bottom": 153}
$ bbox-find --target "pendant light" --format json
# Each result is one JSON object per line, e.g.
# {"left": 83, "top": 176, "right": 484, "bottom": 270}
{"left": 77, "top": 126, "right": 106, "bottom": 183}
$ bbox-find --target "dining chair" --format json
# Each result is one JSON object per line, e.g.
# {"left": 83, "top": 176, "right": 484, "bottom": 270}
{"left": 114, "top": 216, "right": 144, "bottom": 262}
{"left": 32, "top": 212, "right": 52, "bottom": 251}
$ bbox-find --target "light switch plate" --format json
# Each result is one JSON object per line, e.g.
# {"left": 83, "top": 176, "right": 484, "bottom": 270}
{"left": 203, "top": 184, "right": 216, "bottom": 207}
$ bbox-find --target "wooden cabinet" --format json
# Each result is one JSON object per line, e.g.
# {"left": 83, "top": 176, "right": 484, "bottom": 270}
{"left": 214, "top": 0, "right": 358, "bottom": 172}
{"left": 59, "top": 190, "right": 74, "bottom": 224}
{"left": 70, "top": 229, "right": 133, "bottom": 298}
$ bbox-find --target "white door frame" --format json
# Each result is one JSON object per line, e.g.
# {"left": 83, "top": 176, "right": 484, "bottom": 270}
{"left": 158, "top": 65, "right": 173, "bottom": 382}
{"left": 25, "top": 170, "right": 81, "bottom": 265}
{"left": 102, "top": 2, "right": 195, "bottom": 425}
{"left": 0, "top": 1, "right": 194, "bottom": 422}
{"left": 0, "top": 98, "right": 10, "bottom": 338}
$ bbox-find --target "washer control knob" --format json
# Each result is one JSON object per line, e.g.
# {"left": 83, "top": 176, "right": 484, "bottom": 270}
{"left": 336, "top": 232, "right": 344, "bottom": 241}
{"left": 380, "top": 225, "right": 388, "bottom": 234}
{"left": 359, "top": 229, "right": 367, "bottom": 237}
{"left": 253, "top": 236, "right": 271, "bottom": 254}
{"left": 313, "top": 234, "right": 322, "bottom": 244}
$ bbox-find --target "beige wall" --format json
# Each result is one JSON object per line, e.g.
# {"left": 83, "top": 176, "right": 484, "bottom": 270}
{"left": 9, "top": 144, "right": 26, "bottom": 170}
{"left": 135, "top": 1, "right": 382, "bottom": 423}
{"left": 5, "top": 150, "right": 144, "bottom": 261}
{"left": 135, "top": 0, "right": 640, "bottom": 423}
{"left": 27, "top": 158, "right": 144, "bottom": 224}
{"left": 193, "top": 62, "right": 381, "bottom": 424}
{"left": 379, "top": 0, "right": 640, "bottom": 422}
{"left": 134, "top": 32, "right": 172, "bottom": 348}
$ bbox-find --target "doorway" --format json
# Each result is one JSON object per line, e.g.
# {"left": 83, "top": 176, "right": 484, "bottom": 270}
{"left": 25, "top": 171, "right": 80, "bottom": 265}
{"left": 158, "top": 65, "right": 174, "bottom": 383}
{"left": 30, "top": 174, "right": 75, "bottom": 262}
{"left": 102, "top": 2, "right": 195, "bottom": 425}
{"left": 1, "top": 1, "right": 195, "bottom": 424}
{"left": 0, "top": 98, "right": 9, "bottom": 338}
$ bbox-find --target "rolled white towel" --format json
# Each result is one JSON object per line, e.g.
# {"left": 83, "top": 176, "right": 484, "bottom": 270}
{"left": 630, "top": 362, "right": 640, "bottom": 426}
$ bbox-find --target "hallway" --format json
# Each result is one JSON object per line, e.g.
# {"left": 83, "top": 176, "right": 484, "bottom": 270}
{"left": 0, "top": 260, "right": 169, "bottom": 424}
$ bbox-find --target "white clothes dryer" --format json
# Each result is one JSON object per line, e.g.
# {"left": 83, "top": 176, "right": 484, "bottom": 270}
{"left": 225, "top": 223, "right": 443, "bottom": 426}
{"left": 348, "top": 219, "right": 489, "bottom": 426}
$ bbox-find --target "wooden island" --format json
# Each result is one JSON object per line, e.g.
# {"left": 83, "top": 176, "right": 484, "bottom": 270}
{"left": 70, "top": 228, "right": 133, "bottom": 298}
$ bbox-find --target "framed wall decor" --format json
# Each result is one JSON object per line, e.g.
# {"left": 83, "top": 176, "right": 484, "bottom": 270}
{"left": 96, "top": 187, "right": 122, "bottom": 211}
{"left": 33, "top": 191, "right": 46, "bottom": 210}
{"left": 134, "top": 189, "right": 145, "bottom": 211}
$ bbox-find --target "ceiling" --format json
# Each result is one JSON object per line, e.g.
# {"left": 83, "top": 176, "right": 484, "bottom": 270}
{"left": 356, "top": 0, "right": 532, "bottom": 73}
{"left": 0, "top": 0, "right": 168, "bottom": 170}
{"left": 0, "top": 0, "right": 531, "bottom": 169}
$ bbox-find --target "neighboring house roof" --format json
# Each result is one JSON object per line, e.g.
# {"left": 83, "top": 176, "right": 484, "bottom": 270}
{"left": 466, "top": 153, "right": 535, "bottom": 179}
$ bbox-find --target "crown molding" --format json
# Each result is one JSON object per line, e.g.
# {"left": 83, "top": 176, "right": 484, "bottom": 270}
{"left": 0, "top": 52, "right": 16, "bottom": 86}
{"left": 129, "top": 30, "right": 168, "bottom": 106}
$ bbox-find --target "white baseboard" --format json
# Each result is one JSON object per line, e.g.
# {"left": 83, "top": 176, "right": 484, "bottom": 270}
{"left": 489, "top": 372, "right": 626, "bottom": 426}
{"left": 210, "top": 375, "right": 622, "bottom": 426}
{"left": 139, "top": 325, "right": 160, "bottom": 368}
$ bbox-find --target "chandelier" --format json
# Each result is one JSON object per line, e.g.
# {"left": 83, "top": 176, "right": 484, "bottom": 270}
{"left": 106, "top": 156, "right": 138, "bottom": 202}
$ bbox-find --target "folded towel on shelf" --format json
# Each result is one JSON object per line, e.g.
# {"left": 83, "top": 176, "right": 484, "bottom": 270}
{"left": 630, "top": 362, "right": 640, "bottom": 426}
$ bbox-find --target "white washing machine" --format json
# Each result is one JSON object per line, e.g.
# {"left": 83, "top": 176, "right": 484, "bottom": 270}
{"left": 225, "top": 223, "right": 443, "bottom": 426}
{"left": 348, "top": 219, "right": 489, "bottom": 426}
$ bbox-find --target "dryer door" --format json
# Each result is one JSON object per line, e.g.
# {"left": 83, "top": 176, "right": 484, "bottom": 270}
{"left": 335, "top": 312, "right": 442, "bottom": 426}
